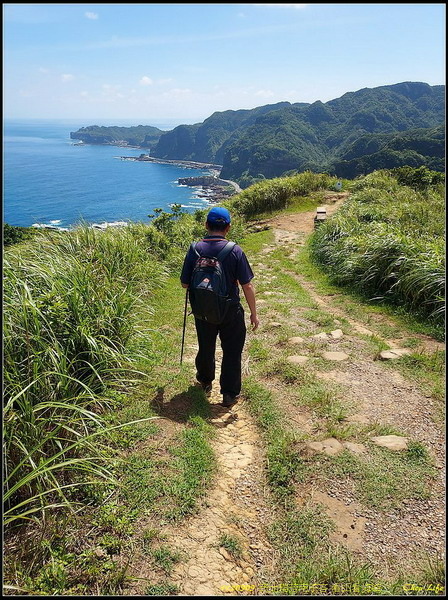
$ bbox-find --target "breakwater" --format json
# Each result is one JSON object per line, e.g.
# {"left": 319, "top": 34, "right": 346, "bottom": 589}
{"left": 178, "top": 175, "right": 241, "bottom": 203}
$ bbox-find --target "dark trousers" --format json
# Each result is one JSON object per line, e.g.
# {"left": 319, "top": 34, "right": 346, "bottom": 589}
{"left": 194, "top": 303, "right": 246, "bottom": 397}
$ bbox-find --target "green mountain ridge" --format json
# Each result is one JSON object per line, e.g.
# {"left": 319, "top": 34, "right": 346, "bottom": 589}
{"left": 152, "top": 81, "right": 445, "bottom": 182}
{"left": 70, "top": 82, "right": 445, "bottom": 183}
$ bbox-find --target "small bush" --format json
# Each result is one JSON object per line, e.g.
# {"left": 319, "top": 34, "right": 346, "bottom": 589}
{"left": 229, "top": 171, "right": 335, "bottom": 218}
{"left": 3, "top": 223, "right": 37, "bottom": 246}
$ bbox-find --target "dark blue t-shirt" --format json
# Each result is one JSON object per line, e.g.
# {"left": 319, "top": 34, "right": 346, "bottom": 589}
{"left": 180, "top": 235, "right": 254, "bottom": 304}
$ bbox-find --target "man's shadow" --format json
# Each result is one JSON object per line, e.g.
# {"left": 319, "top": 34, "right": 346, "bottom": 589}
{"left": 150, "top": 385, "right": 238, "bottom": 427}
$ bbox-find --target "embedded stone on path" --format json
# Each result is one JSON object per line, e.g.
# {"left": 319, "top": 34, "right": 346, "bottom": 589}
{"left": 370, "top": 435, "right": 409, "bottom": 451}
{"left": 287, "top": 336, "right": 305, "bottom": 345}
{"left": 353, "top": 324, "right": 375, "bottom": 336}
{"left": 378, "top": 349, "right": 413, "bottom": 360}
{"left": 342, "top": 441, "right": 367, "bottom": 455}
{"left": 330, "top": 329, "right": 344, "bottom": 339}
{"left": 311, "top": 491, "right": 367, "bottom": 552}
{"left": 268, "top": 322, "right": 282, "bottom": 328}
{"left": 305, "top": 438, "right": 344, "bottom": 456}
{"left": 321, "top": 351, "right": 349, "bottom": 361}
{"left": 312, "top": 332, "right": 329, "bottom": 340}
{"left": 287, "top": 355, "right": 309, "bottom": 365}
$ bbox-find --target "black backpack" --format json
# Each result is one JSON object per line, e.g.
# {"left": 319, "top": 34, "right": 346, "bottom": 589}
{"left": 188, "top": 240, "right": 236, "bottom": 324}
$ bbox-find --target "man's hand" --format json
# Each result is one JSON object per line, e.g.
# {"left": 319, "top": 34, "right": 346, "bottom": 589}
{"left": 241, "top": 282, "right": 259, "bottom": 331}
{"left": 250, "top": 313, "right": 259, "bottom": 331}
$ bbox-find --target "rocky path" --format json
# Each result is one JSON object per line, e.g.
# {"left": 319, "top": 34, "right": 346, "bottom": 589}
{"left": 128, "top": 191, "right": 444, "bottom": 593}
{"left": 252, "top": 192, "right": 445, "bottom": 576}
{"left": 154, "top": 343, "right": 273, "bottom": 595}
{"left": 125, "top": 338, "right": 275, "bottom": 596}
{"left": 167, "top": 385, "right": 273, "bottom": 596}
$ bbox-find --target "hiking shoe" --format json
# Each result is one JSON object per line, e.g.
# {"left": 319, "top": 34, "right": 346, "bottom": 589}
{"left": 197, "top": 380, "right": 212, "bottom": 395}
{"left": 222, "top": 394, "right": 238, "bottom": 408}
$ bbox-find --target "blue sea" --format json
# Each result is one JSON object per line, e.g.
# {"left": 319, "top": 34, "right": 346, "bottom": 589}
{"left": 3, "top": 119, "right": 213, "bottom": 229}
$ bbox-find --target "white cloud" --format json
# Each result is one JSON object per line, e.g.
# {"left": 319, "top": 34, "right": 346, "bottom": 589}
{"left": 38, "top": 67, "right": 50, "bottom": 74}
{"left": 85, "top": 12, "right": 98, "bottom": 20}
{"left": 61, "top": 74, "right": 75, "bottom": 82}
{"left": 139, "top": 76, "right": 153, "bottom": 86}
{"left": 75, "top": 23, "right": 301, "bottom": 51}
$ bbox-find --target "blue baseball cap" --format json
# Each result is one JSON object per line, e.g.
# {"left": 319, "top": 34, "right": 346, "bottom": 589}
{"left": 206, "top": 206, "right": 231, "bottom": 225}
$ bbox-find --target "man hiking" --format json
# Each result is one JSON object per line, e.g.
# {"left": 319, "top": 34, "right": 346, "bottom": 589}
{"left": 180, "top": 206, "right": 259, "bottom": 407}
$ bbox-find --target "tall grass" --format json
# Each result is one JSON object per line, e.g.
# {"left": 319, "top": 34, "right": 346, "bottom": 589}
{"left": 309, "top": 170, "right": 445, "bottom": 327}
{"left": 228, "top": 171, "right": 335, "bottom": 218}
{"left": 3, "top": 224, "right": 167, "bottom": 526}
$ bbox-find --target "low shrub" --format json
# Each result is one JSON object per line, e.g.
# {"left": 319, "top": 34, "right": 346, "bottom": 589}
{"left": 310, "top": 169, "right": 445, "bottom": 326}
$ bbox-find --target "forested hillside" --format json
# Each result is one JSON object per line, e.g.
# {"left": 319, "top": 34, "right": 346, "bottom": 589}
{"left": 152, "top": 102, "right": 292, "bottom": 164}
{"left": 332, "top": 125, "right": 445, "bottom": 178}
{"left": 151, "top": 82, "right": 444, "bottom": 183}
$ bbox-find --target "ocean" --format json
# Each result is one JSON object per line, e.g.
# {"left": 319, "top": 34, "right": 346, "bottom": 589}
{"left": 3, "top": 119, "right": 213, "bottom": 229}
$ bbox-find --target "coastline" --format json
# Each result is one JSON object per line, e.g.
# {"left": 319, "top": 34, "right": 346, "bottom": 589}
{"left": 6, "top": 122, "right": 242, "bottom": 231}
{"left": 23, "top": 156, "right": 241, "bottom": 232}
{"left": 119, "top": 153, "right": 242, "bottom": 201}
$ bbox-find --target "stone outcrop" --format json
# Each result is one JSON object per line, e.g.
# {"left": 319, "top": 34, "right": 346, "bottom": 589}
{"left": 178, "top": 176, "right": 227, "bottom": 186}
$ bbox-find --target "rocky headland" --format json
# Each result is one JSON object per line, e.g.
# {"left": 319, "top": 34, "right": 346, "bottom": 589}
{"left": 120, "top": 155, "right": 241, "bottom": 202}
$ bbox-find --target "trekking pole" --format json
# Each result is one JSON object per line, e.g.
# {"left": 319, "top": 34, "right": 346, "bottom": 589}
{"left": 180, "top": 288, "right": 189, "bottom": 365}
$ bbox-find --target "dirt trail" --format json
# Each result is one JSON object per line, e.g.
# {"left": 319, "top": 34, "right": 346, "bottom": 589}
{"left": 126, "top": 342, "right": 275, "bottom": 596}
{"left": 267, "top": 191, "right": 444, "bottom": 354}
{"left": 167, "top": 382, "right": 273, "bottom": 595}
{"left": 259, "top": 192, "right": 445, "bottom": 571}
{"left": 128, "top": 191, "right": 444, "bottom": 592}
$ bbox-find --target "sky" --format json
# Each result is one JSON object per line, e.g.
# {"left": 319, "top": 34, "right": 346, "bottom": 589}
{"left": 3, "top": 3, "right": 446, "bottom": 125}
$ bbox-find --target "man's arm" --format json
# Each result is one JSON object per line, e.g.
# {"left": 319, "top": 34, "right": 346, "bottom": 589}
{"left": 241, "top": 281, "right": 259, "bottom": 330}
{"left": 180, "top": 246, "right": 193, "bottom": 288}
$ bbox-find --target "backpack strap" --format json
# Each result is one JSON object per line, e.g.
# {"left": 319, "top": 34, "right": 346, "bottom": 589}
{"left": 216, "top": 241, "right": 236, "bottom": 262}
{"left": 191, "top": 242, "right": 201, "bottom": 258}
{"left": 191, "top": 240, "right": 235, "bottom": 261}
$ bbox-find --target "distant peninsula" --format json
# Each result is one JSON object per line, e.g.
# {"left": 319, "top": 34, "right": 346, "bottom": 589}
{"left": 70, "top": 124, "right": 164, "bottom": 149}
